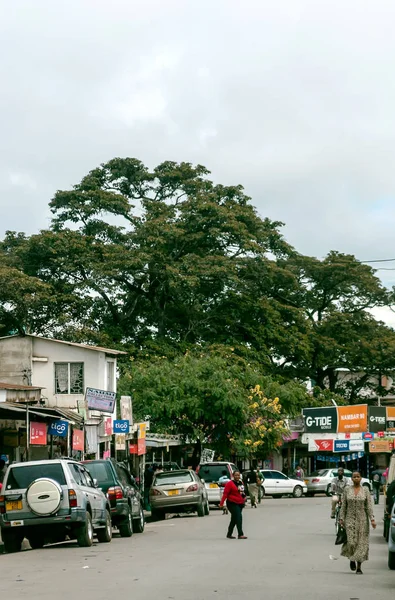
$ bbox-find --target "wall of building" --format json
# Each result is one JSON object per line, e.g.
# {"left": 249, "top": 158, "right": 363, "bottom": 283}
{"left": 31, "top": 338, "right": 116, "bottom": 409}
{"left": 0, "top": 337, "right": 32, "bottom": 385}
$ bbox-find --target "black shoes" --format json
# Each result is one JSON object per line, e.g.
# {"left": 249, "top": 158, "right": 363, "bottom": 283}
{"left": 350, "top": 561, "right": 356, "bottom": 571}
{"left": 226, "top": 534, "right": 236, "bottom": 539}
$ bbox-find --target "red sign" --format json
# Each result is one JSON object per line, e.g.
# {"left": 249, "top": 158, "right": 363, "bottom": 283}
{"left": 313, "top": 439, "right": 334, "bottom": 452}
{"left": 30, "top": 422, "right": 47, "bottom": 445}
{"left": 137, "top": 438, "right": 146, "bottom": 456}
{"left": 129, "top": 443, "right": 138, "bottom": 455}
{"left": 104, "top": 418, "right": 112, "bottom": 436}
{"left": 72, "top": 429, "right": 84, "bottom": 451}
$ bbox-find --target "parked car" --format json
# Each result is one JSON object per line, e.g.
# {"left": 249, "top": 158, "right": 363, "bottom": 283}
{"left": 388, "top": 497, "right": 395, "bottom": 569}
{"left": 197, "top": 462, "right": 238, "bottom": 506}
{"left": 0, "top": 459, "right": 112, "bottom": 553}
{"left": 150, "top": 469, "right": 209, "bottom": 519}
{"left": 145, "top": 462, "right": 181, "bottom": 471}
{"left": 259, "top": 470, "right": 307, "bottom": 498}
{"left": 83, "top": 459, "right": 145, "bottom": 536}
{"left": 383, "top": 454, "right": 395, "bottom": 542}
{"left": 304, "top": 468, "right": 372, "bottom": 496}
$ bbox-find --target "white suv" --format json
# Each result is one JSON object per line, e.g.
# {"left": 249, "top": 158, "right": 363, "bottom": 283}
{"left": 0, "top": 459, "right": 112, "bottom": 552}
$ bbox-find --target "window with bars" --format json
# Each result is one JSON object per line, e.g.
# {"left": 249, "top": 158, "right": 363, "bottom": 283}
{"left": 54, "top": 362, "right": 84, "bottom": 394}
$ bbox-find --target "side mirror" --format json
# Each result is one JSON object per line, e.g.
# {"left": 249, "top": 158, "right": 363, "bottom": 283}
{"left": 200, "top": 479, "right": 205, "bottom": 484}
{"left": 93, "top": 478, "right": 99, "bottom": 488}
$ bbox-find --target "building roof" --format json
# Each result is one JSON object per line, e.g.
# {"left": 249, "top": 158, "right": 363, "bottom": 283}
{"left": 0, "top": 402, "right": 83, "bottom": 423}
{"left": 0, "top": 334, "right": 127, "bottom": 356}
{"left": 0, "top": 382, "right": 44, "bottom": 391}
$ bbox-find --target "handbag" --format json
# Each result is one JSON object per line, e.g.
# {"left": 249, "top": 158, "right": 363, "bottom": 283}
{"left": 335, "top": 526, "right": 347, "bottom": 545}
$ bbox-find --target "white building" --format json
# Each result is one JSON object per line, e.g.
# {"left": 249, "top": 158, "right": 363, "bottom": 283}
{"left": 0, "top": 334, "right": 125, "bottom": 410}
{"left": 0, "top": 334, "right": 126, "bottom": 458}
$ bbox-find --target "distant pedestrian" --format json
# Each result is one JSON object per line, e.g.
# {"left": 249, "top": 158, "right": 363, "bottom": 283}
{"left": 256, "top": 470, "right": 263, "bottom": 504}
{"left": 294, "top": 465, "right": 304, "bottom": 480}
{"left": 0, "top": 459, "right": 7, "bottom": 484}
{"left": 339, "top": 471, "right": 376, "bottom": 574}
{"left": 370, "top": 467, "right": 383, "bottom": 505}
{"left": 144, "top": 464, "right": 154, "bottom": 511}
{"left": 219, "top": 471, "right": 247, "bottom": 539}
{"left": 245, "top": 466, "right": 259, "bottom": 508}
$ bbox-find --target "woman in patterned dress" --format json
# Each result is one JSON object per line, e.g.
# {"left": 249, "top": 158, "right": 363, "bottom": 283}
{"left": 339, "top": 471, "right": 376, "bottom": 574}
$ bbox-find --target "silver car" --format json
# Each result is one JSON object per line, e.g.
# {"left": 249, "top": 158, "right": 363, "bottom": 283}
{"left": 150, "top": 469, "right": 209, "bottom": 520}
{"left": 0, "top": 459, "right": 112, "bottom": 552}
{"left": 304, "top": 468, "right": 372, "bottom": 496}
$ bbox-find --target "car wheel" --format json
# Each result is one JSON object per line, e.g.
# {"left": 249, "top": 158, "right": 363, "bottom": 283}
{"left": 389, "top": 550, "right": 395, "bottom": 570}
{"left": 97, "top": 510, "right": 112, "bottom": 543}
{"left": 272, "top": 494, "right": 283, "bottom": 499}
{"left": 326, "top": 485, "right": 332, "bottom": 497}
{"left": 293, "top": 485, "right": 303, "bottom": 498}
{"left": 2, "top": 530, "right": 22, "bottom": 553}
{"left": 204, "top": 499, "right": 210, "bottom": 516}
{"left": 151, "top": 508, "right": 165, "bottom": 521}
{"left": 133, "top": 505, "right": 145, "bottom": 533}
{"left": 384, "top": 518, "right": 390, "bottom": 541}
{"left": 197, "top": 500, "right": 205, "bottom": 517}
{"left": 29, "top": 534, "right": 46, "bottom": 550}
{"left": 119, "top": 509, "right": 133, "bottom": 537}
{"left": 76, "top": 511, "right": 94, "bottom": 547}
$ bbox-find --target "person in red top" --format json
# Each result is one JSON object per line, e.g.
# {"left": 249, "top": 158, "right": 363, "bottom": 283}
{"left": 219, "top": 471, "right": 247, "bottom": 539}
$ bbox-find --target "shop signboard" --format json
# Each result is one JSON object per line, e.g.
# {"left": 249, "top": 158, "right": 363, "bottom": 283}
{"left": 113, "top": 420, "right": 129, "bottom": 434}
{"left": 86, "top": 388, "right": 116, "bottom": 414}
{"left": 337, "top": 405, "right": 367, "bottom": 433}
{"left": 369, "top": 440, "right": 394, "bottom": 453}
{"left": 30, "top": 422, "right": 47, "bottom": 446}
{"left": 387, "top": 407, "right": 395, "bottom": 433}
{"left": 120, "top": 396, "right": 132, "bottom": 430}
{"left": 48, "top": 420, "right": 69, "bottom": 438}
{"left": 302, "top": 407, "right": 338, "bottom": 433}
{"left": 308, "top": 439, "right": 334, "bottom": 452}
{"left": 334, "top": 440, "right": 350, "bottom": 453}
{"left": 368, "top": 406, "right": 387, "bottom": 433}
{"left": 72, "top": 429, "right": 84, "bottom": 451}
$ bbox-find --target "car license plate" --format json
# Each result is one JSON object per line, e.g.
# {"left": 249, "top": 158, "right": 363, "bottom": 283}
{"left": 10, "top": 520, "right": 24, "bottom": 527}
{"left": 168, "top": 490, "right": 180, "bottom": 496}
{"left": 304, "top": 480, "right": 309, "bottom": 485}
{"left": 6, "top": 501, "right": 22, "bottom": 511}
{"left": 209, "top": 483, "right": 218, "bottom": 488}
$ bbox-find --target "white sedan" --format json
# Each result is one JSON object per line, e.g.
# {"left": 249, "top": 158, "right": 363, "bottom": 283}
{"left": 260, "top": 470, "right": 307, "bottom": 498}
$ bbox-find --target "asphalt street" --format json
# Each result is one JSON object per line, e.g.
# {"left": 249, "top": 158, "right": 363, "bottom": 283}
{"left": 2, "top": 496, "right": 394, "bottom": 600}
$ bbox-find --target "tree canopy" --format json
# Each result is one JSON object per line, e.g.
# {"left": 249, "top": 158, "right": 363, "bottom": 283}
{"left": 1, "top": 157, "right": 395, "bottom": 406}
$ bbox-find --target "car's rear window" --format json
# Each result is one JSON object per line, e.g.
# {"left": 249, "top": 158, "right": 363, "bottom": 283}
{"left": 309, "top": 470, "right": 329, "bottom": 477}
{"left": 154, "top": 471, "right": 194, "bottom": 486}
{"left": 84, "top": 461, "right": 114, "bottom": 485}
{"left": 5, "top": 464, "right": 66, "bottom": 490}
{"left": 198, "top": 465, "right": 230, "bottom": 483}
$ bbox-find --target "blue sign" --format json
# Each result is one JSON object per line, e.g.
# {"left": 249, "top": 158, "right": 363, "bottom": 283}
{"left": 48, "top": 420, "right": 69, "bottom": 438}
{"left": 113, "top": 420, "right": 130, "bottom": 433}
{"left": 363, "top": 432, "right": 373, "bottom": 440}
{"left": 334, "top": 440, "right": 350, "bottom": 453}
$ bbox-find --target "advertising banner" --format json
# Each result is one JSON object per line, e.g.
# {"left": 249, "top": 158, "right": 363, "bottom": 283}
{"left": 368, "top": 406, "right": 387, "bottom": 433}
{"left": 334, "top": 440, "right": 350, "bottom": 453}
{"left": 30, "top": 422, "right": 47, "bottom": 446}
{"left": 72, "top": 429, "right": 84, "bottom": 451}
{"left": 120, "top": 396, "right": 132, "bottom": 430}
{"left": 113, "top": 420, "right": 129, "bottom": 434}
{"left": 302, "top": 407, "right": 338, "bottom": 433}
{"left": 349, "top": 440, "right": 364, "bottom": 452}
{"left": 48, "top": 420, "right": 69, "bottom": 438}
{"left": 308, "top": 439, "right": 334, "bottom": 452}
{"left": 337, "top": 405, "right": 367, "bottom": 433}
{"left": 86, "top": 388, "right": 116, "bottom": 414}
{"left": 387, "top": 407, "right": 395, "bottom": 432}
{"left": 104, "top": 418, "right": 112, "bottom": 436}
{"left": 369, "top": 440, "right": 394, "bottom": 453}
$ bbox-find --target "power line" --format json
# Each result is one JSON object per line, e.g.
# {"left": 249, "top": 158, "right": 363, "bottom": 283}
{"left": 361, "top": 258, "right": 395, "bottom": 263}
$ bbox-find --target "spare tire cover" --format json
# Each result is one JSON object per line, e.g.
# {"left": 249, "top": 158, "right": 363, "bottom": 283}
{"left": 26, "top": 478, "right": 62, "bottom": 516}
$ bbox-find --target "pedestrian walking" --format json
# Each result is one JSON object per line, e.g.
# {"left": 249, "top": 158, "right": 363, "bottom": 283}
{"left": 294, "top": 465, "right": 304, "bottom": 480}
{"left": 219, "top": 471, "right": 247, "bottom": 539}
{"left": 256, "top": 470, "right": 263, "bottom": 504}
{"left": 370, "top": 467, "right": 383, "bottom": 505}
{"left": 245, "top": 466, "right": 259, "bottom": 508}
{"left": 339, "top": 471, "right": 376, "bottom": 574}
{"left": 144, "top": 464, "right": 154, "bottom": 511}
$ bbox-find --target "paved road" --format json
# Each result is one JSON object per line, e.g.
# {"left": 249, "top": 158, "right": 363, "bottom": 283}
{"left": 2, "top": 496, "right": 394, "bottom": 600}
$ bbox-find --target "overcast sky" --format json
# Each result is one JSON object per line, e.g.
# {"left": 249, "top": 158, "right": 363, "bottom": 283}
{"left": 2, "top": 0, "right": 395, "bottom": 303}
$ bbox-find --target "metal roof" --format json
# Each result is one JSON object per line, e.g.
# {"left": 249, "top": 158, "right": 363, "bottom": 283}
{"left": 0, "top": 382, "right": 44, "bottom": 391}
{"left": 0, "top": 334, "right": 127, "bottom": 355}
{"left": 0, "top": 403, "right": 83, "bottom": 424}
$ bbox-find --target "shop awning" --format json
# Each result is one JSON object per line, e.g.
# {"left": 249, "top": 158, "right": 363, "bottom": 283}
{"left": 0, "top": 403, "right": 83, "bottom": 424}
